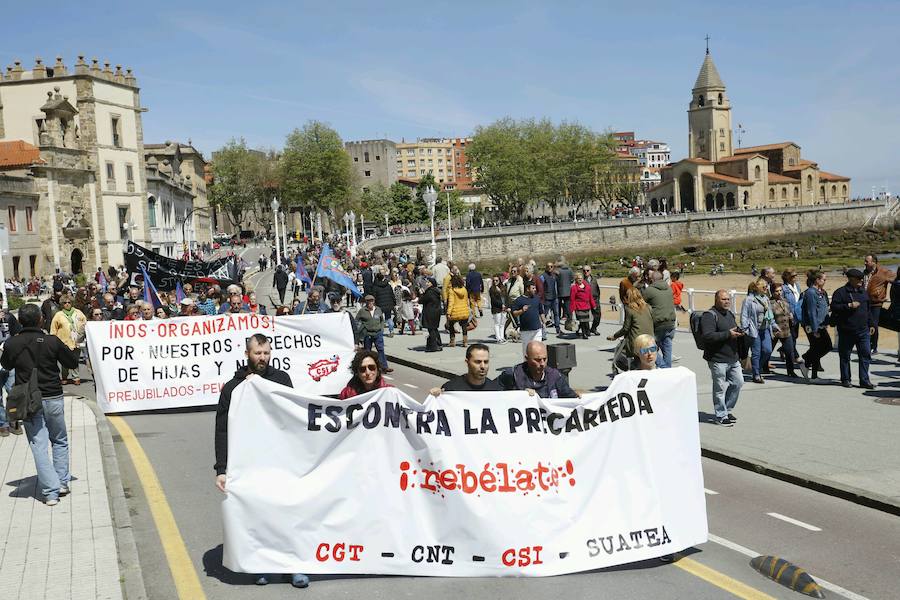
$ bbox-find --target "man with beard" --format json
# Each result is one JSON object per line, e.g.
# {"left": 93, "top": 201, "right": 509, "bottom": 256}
{"left": 213, "top": 334, "right": 309, "bottom": 588}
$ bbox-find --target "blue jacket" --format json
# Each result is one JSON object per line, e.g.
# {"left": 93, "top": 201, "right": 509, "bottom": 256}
{"left": 739, "top": 292, "right": 774, "bottom": 339}
{"left": 801, "top": 286, "right": 829, "bottom": 331}
{"left": 830, "top": 283, "right": 874, "bottom": 332}
{"left": 465, "top": 270, "right": 483, "bottom": 294}
{"left": 781, "top": 283, "right": 803, "bottom": 322}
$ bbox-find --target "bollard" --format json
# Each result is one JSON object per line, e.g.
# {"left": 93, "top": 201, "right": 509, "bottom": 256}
{"left": 749, "top": 555, "right": 824, "bottom": 598}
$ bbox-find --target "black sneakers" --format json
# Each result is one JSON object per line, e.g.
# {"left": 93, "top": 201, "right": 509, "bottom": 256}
{"left": 716, "top": 417, "right": 733, "bottom": 427}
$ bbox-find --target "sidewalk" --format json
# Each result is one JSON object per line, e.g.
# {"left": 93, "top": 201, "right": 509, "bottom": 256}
{"left": 0, "top": 395, "right": 123, "bottom": 600}
{"left": 381, "top": 312, "right": 900, "bottom": 513}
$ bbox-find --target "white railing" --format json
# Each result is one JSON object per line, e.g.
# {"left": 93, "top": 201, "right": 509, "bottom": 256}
{"left": 595, "top": 284, "right": 747, "bottom": 326}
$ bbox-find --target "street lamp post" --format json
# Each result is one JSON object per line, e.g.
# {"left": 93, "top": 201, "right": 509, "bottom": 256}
{"left": 271, "top": 197, "right": 281, "bottom": 266}
{"left": 385, "top": 213, "right": 390, "bottom": 236}
{"left": 280, "top": 210, "right": 288, "bottom": 257}
{"left": 349, "top": 210, "right": 357, "bottom": 256}
{"left": 446, "top": 192, "right": 453, "bottom": 262}
{"left": 343, "top": 212, "right": 350, "bottom": 247}
{"left": 423, "top": 185, "right": 437, "bottom": 266}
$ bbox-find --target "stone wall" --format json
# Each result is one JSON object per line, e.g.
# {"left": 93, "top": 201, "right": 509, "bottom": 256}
{"left": 362, "top": 201, "right": 888, "bottom": 263}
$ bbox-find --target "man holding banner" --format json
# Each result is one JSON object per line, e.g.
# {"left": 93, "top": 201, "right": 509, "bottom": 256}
{"left": 214, "top": 333, "right": 310, "bottom": 588}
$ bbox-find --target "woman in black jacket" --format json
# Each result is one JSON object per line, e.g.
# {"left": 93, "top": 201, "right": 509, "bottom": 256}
{"left": 420, "top": 278, "right": 443, "bottom": 352}
{"left": 489, "top": 274, "right": 508, "bottom": 344}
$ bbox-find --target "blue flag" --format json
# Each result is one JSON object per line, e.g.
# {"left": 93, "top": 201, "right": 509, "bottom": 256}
{"left": 295, "top": 256, "right": 313, "bottom": 286}
{"left": 315, "top": 245, "right": 362, "bottom": 297}
{"left": 140, "top": 266, "right": 164, "bottom": 310}
{"left": 175, "top": 280, "right": 186, "bottom": 303}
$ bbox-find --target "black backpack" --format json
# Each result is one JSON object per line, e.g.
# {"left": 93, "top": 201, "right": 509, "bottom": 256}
{"left": 690, "top": 309, "right": 718, "bottom": 350}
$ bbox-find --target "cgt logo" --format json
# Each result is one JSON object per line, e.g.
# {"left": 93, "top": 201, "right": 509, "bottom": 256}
{"left": 308, "top": 355, "right": 340, "bottom": 382}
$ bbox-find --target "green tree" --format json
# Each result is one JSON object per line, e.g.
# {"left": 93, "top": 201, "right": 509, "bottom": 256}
{"left": 467, "top": 118, "right": 536, "bottom": 219}
{"left": 278, "top": 120, "right": 355, "bottom": 223}
{"left": 208, "top": 138, "right": 271, "bottom": 230}
{"left": 389, "top": 183, "right": 419, "bottom": 224}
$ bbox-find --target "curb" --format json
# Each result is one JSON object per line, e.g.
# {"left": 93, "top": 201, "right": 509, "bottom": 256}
{"left": 73, "top": 393, "right": 149, "bottom": 600}
{"left": 385, "top": 352, "right": 900, "bottom": 519}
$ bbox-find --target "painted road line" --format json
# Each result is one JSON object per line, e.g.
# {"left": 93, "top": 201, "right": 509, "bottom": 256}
{"left": 765, "top": 512, "right": 822, "bottom": 531}
{"left": 704, "top": 488, "right": 719, "bottom": 495}
{"left": 402, "top": 383, "right": 419, "bottom": 389}
{"left": 674, "top": 556, "right": 776, "bottom": 600}
{"left": 383, "top": 375, "right": 395, "bottom": 381}
{"left": 109, "top": 416, "right": 207, "bottom": 600}
{"left": 707, "top": 534, "right": 871, "bottom": 600}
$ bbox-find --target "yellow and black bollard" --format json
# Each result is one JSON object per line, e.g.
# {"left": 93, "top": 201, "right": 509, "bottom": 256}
{"left": 749, "top": 555, "right": 824, "bottom": 598}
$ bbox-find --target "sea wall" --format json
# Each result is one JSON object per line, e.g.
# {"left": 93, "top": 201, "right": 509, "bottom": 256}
{"left": 361, "top": 201, "right": 889, "bottom": 263}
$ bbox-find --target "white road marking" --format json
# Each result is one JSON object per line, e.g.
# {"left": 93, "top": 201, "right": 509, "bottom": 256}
{"left": 766, "top": 512, "right": 822, "bottom": 531}
{"left": 704, "top": 488, "right": 719, "bottom": 495}
{"left": 402, "top": 383, "right": 418, "bottom": 389}
{"left": 707, "top": 533, "right": 871, "bottom": 600}
{"left": 383, "top": 375, "right": 394, "bottom": 381}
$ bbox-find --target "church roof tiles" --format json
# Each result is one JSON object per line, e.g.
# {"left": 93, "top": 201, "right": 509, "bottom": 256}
{"left": 734, "top": 141, "right": 798, "bottom": 154}
{"left": 818, "top": 171, "right": 850, "bottom": 182}
{"left": 767, "top": 172, "right": 799, "bottom": 183}
{"left": 703, "top": 172, "right": 752, "bottom": 185}
{"left": 693, "top": 53, "right": 725, "bottom": 89}
{"left": 0, "top": 140, "right": 44, "bottom": 170}
{"left": 715, "top": 153, "right": 765, "bottom": 163}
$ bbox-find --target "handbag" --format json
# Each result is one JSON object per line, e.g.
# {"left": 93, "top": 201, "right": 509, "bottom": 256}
{"left": 6, "top": 347, "right": 43, "bottom": 423}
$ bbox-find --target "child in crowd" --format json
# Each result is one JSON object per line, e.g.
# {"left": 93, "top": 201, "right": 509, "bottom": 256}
{"left": 671, "top": 271, "right": 686, "bottom": 311}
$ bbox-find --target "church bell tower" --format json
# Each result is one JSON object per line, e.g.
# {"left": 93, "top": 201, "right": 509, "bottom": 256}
{"left": 688, "top": 48, "right": 733, "bottom": 161}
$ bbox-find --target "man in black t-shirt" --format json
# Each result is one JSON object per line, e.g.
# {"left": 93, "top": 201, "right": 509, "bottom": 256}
{"left": 432, "top": 343, "right": 502, "bottom": 393}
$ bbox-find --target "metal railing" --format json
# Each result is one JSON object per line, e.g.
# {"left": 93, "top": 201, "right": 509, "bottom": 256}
{"left": 595, "top": 284, "right": 747, "bottom": 327}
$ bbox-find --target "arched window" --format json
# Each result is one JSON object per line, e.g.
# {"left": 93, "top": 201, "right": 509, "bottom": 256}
{"left": 769, "top": 188, "right": 775, "bottom": 200}
{"left": 743, "top": 191, "right": 749, "bottom": 206}
{"left": 807, "top": 174, "right": 812, "bottom": 190}
{"left": 842, "top": 184, "right": 847, "bottom": 198}
{"left": 820, "top": 186, "right": 826, "bottom": 199}
{"left": 148, "top": 195, "right": 157, "bottom": 228}
{"left": 793, "top": 187, "right": 799, "bottom": 199}
{"left": 754, "top": 165, "right": 761, "bottom": 180}
{"left": 781, "top": 187, "right": 787, "bottom": 200}
{"left": 698, "top": 95, "right": 705, "bottom": 107}
{"left": 831, "top": 185, "right": 837, "bottom": 196}
{"left": 788, "top": 158, "right": 795, "bottom": 166}
{"left": 718, "top": 93, "right": 723, "bottom": 105}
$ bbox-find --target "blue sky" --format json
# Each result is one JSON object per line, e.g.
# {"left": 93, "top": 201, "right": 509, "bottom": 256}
{"left": 4, "top": 1, "right": 899, "bottom": 194}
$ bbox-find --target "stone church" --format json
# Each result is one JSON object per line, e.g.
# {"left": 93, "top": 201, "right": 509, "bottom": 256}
{"left": 647, "top": 51, "right": 850, "bottom": 212}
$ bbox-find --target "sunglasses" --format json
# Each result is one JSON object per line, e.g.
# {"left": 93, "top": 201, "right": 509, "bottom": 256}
{"left": 357, "top": 364, "right": 378, "bottom": 373}
{"left": 639, "top": 345, "right": 658, "bottom": 355}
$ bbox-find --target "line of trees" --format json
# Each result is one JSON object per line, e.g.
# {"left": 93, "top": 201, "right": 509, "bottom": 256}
{"left": 208, "top": 117, "right": 642, "bottom": 234}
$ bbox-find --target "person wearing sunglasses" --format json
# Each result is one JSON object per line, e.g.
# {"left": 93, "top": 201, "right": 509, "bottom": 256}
{"left": 339, "top": 350, "right": 393, "bottom": 399}
{"left": 633, "top": 334, "right": 658, "bottom": 371}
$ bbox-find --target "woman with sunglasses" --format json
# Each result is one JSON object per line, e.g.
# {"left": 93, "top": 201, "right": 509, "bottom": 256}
{"left": 339, "top": 350, "right": 394, "bottom": 399}
{"left": 633, "top": 334, "right": 658, "bottom": 370}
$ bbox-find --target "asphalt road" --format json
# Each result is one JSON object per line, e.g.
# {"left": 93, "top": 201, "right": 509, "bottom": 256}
{"left": 107, "top": 243, "right": 899, "bottom": 599}
{"left": 110, "top": 356, "right": 900, "bottom": 600}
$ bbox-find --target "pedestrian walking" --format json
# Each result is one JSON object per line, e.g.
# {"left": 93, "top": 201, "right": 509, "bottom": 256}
{"left": 699, "top": 290, "right": 745, "bottom": 427}
{"left": 356, "top": 295, "right": 392, "bottom": 373}
{"left": 607, "top": 287, "right": 655, "bottom": 368}
{"left": 582, "top": 265, "right": 602, "bottom": 335}
{"left": 1, "top": 304, "right": 80, "bottom": 504}
{"left": 863, "top": 254, "right": 894, "bottom": 354}
{"left": 49, "top": 295, "right": 86, "bottom": 385}
{"left": 830, "top": 268, "right": 875, "bottom": 389}
{"left": 569, "top": 272, "right": 596, "bottom": 340}
{"left": 771, "top": 286, "right": 800, "bottom": 378}
{"left": 557, "top": 261, "right": 574, "bottom": 328}
{"left": 489, "top": 275, "right": 508, "bottom": 344}
{"left": 273, "top": 265, "right": 289, "bottom": 304}
{"left": 641, "top": 271, "right": 677, "bottom": 368}
{"left": 372, "top": 271, "right": 396, "bottom": 337}
{"left": 509, "top": 280, "right": 544, "bottom": 355}
{"left": 466, "top": 263, "right": 484, "bottom": 318}
{"left": 446, "top": 274, "right": 473, "bottom": 348}
{"left": 741, "top": 279, "right": 775, "bottom": 383}
{"left": 540, "top": 262, "right": 561, "bottom": 335}
{"left": 420, "top": 278, "right": 443, "bottom": 352}
{"left": 801, "top": 269, "right": 831, "bottom": 379}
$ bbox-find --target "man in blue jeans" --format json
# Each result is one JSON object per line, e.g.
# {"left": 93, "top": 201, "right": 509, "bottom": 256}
{"left": 0, "top": 304, "right": 79, "bottom": 505}
{"left": 641, "top": 271, "right": 677, "bottom": 368}
{"left": 699, "top": 290, "right": 745, "bottom": 427}
{"left": 355, "top": 295, "right": 393, "bottom": 373}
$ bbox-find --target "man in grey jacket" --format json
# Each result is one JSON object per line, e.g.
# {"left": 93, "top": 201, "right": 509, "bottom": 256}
{"left": 556, "top": 261, "right": 574, "bottom": 326}
{"left": 641, "top": 271, "right": 677, "bottom": 367}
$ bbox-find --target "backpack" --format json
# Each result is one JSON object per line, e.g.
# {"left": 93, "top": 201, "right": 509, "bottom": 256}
{"left": 6, "top": 345, "right": 43, "bottom": 423}
{"left": 690, "top": 309, "right": 718, "bottom": 351}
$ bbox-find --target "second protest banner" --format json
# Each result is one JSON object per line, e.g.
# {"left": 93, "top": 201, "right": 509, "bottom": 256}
{"left": 222, "top": 367, "right": 708, "bottom": 577}
{"left": 86, "top": 312, "right": 355, "bottom": 413}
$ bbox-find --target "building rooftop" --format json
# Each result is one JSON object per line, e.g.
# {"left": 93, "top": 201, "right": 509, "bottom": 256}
{"left": 693, "top": 53, "right": 725, "bottom": 89}
{"left": 734, "top": 141, "right": 799, "bottom": 154}
{"left": 715, "top": 153, "right": 765, "bottom": 163}
{"left": 818, "top": 171, "right": 851, "bottom": 182}
{"left": 766, "top": 172, "right": 799, "bottom": 184}
{"left": 0, "top": 140, "right": 44, "bottom": 170}
{"left": 703, "top": 172, "right": 752, "bottom": 185}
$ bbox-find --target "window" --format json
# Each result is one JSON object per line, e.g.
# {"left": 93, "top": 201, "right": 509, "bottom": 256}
{"left": 419, "top": 149, "right": 425, "bottom": 155}
{"left": 420, "top": 169, "right": 425, "bottom": 175}
{"left": 438, "top": 158, "right": 443, "bottom": 165}
{"left": 126, "top": 164, "right": 134, "bottom": 182}
{"left": 354, "top": 157, "right": 359, "bottom": 162}
{"left": 407, "top": 149, "right": 415, "bottom": 155}
{"left": 793, "top": 187, "right": 799, "bottom": 199}
{"left": 26, "top": 206, "right": 33, "bottom": 231}
{"left": 698, "top": 95, "right": 705, "bottom": 106}
{"left": 407, "top": 160, "right": 415, "bottom": 166}
{"left": 12, "top": 256, "right": 19, "bottom": 279}
{"left": 820, "top": 186, "right": 826, "bottom": 199}
{"left": 427, "top": 149, "right": 432, "bottom": 155}
{"left": 29, "top": 254, "right": 36, "bottom": 276}
{"left": 364, "top": 151, "right": 370, "bottom": 163}
{"left": 118, "top": 206, "right": 129, "bottom": 239}
{"left": 842, "top": 184, "right": 848, "bottom": 198}
{"left": 788, "top": 158, "right": 795, "bottom": 166}
{"left": 719, "top": 142, "right": 725, "bottom": 151}
{"left": 375, "top": 155, "right": 380, "bottom": 161}
{"left": 831, "top": 185, "right": 837, "bottom": 196}
{"left": 364, "top": 170, "right": 371, "bottom": 177}
{"left": 807, "top": 175, "right": 813, "bottom": 190}
{"left": 428, "top": 159, "right": 433, "bottom": 165}
{"left": 7, "top": 206, "right": 16, "bottom": 232}
{"left": 781, "top": 188, "right": 787, "bottom": 200}
{"left": 148, "top": 196, "right": 157, "bottom": 227}
{"left": 769, "top": 188, "right": 775, "bottom": 200}
{"left": 111, "top": 116, "right": 122, "bottom": 147}
{"left": 718, "top": 93, "right": 723, "bottom": 105}
{"left": 719, "top": 128, "right": 724, "bottom": 137}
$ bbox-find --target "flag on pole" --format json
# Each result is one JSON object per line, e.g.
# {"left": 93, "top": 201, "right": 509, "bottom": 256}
{"left": 175, "top": 280, "right": 186, "bottom": 303}
{"left": 140, "top": 266, "right": 164, "bottom": 310}
{"left": 295, "top": 256, "right": 313, "bottom": 286}
{"left": 315, "top": 245, "right": 362, "bottom": 297}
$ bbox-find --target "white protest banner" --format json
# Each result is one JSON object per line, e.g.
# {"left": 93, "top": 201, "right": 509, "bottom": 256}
{"left": 222, "top": 367, "right": 707, "bottom": 577}
{"left": 86, "top": 313, "right": 354, "bottom": 413}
